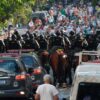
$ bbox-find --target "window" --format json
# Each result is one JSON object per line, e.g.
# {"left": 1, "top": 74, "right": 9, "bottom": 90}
{"left": 76, "top": 82, "right": 100, "bottom": 100}
{"left": 21, "top": 56, "right": 39, "bottom": 68}
{"left": 0, "top": 60, "right": 19, "bottom": 72}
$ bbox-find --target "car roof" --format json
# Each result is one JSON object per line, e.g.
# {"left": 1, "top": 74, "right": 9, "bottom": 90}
{"left": 70, "top": 63, "right": 100, "bottom": 100}
{"left": 76, "top": 63, "right": 100, "bottom": 75}
{"left": 33, "top": 11, "right": 48, "bottom": 13}
{"left": 0, "top": 53, "right": 19, "bottom": 59}
{"left": 20, "top": 53, "right": 39, "bottom": 60}
{"left": 7, "top": 49, "right": 34, "bottom": 53}
{"left": 20, "top": 51, "right": 38, "bottom": 55}
{"left": 20, "top": 53, "right": 36, "bottom": 56}
{"left": 32, "top": 11, "right": 49, "bottom": 18}
{"left": 0, "top": 56, "right": 18, "bottom": 61}
{"left": 0, "top": 53, "right": 19, "bottom": 56}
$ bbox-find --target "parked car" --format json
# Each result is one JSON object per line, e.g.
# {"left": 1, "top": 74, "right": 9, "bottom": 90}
{"left": 20, "top": 52, "right": 47, "bottom": 91}
{"left": 0, "top": 54, "right": 33, "bottom": 99}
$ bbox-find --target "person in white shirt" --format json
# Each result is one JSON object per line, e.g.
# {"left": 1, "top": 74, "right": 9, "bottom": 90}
{"left": 48, "top": 15, "right": 55, "bottom": 24}
{"left": 76, "top": 26, "right": 81, "bottom": 34}
{"left": 35, "top": 74, "right": 59, "bottom": 100}
{"left": 48, "top": 9, "right": 55, "bottom": 24}
{"left": 57, "top": 12, "right": 66, "bottom": 22}
{"left": 87, "top": 4, "right": 93, "bottom": 16}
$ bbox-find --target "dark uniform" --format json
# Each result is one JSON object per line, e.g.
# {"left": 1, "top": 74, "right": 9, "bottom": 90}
{"left": 0, "top": 40, "right": 5, "bottom": 53}
{"left": 54, "top": 35, "right": 63, "bottom": 47}
{"left": 38, "top": 35, "right": 47, "bottom": 50}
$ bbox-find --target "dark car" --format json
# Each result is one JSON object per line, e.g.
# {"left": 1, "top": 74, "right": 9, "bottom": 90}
{"left": 0, "top": 55, "right": 33, "bottom": 99}
{"left": 20, "top": 53, "right": 47, "bottom": 91}
{"left": 31, "top": 11, "right": 49, "bottom": 25}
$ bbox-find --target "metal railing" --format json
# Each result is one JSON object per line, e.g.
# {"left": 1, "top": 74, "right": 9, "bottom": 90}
{"left": 75, "top": 51, "right": 100, "bottom": 64}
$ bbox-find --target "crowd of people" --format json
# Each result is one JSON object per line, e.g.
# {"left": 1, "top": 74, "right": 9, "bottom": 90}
{"left": 0, "top": 2, "right": 100, "bottom": 100}
{"left": 0, "top": 2, "right": 99, "bottom": 52}
{"left": 32, "top": 3, "right": 100, "bottom": 98}
{"left": 26, "top": 2, "right": 100, "bottom": 51}
{"left": 29, "top": 2, "right": 99, "bottom": 35}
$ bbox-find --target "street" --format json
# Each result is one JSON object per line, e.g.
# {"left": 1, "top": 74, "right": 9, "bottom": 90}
{"left": 0, "top": 87, "right": 71, "bottom": 100}
{"left": 58, "top": 87, "right": 71, "bottom": 100}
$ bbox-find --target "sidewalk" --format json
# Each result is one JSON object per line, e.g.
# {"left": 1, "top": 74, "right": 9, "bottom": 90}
{"left": 58, "top": 87, "right": 71, "bottom": 100}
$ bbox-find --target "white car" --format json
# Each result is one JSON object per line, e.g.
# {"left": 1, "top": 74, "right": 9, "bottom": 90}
{"left": 70, "top": 62, "right": 100, "bottom": 100}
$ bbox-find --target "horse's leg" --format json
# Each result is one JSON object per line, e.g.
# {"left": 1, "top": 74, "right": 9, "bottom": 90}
{"left": 49, "top": 53, "right": 58, "bottom": 86}
{"left": 73, "top": 63, "right": 77, "bottom": 73}
{"left": 67, "top": 67, "right": 72, "bottom": 85}
{"left": 41, "top": 54, "right": 50, "bottom": 74}
{"left": 67, "top": 56, "right": 75, "bottom": 85}
{"left": 72, "top": 56, "right": 79, "bottom": 73}
{"left": 44, "top": 64, "right": 50, "bottom": 74}
{"left": 57, "top": 67, "right": 64, "bottom": 87}
{"left": 53, "top": 70, "right": 57, "bottom": 86}
{"left": 61, "top": 64, "right": 68, "bottom": 88}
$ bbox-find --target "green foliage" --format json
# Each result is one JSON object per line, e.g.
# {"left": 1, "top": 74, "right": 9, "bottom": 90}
{"left": 92, "top": 0, "right": 98, "bottom": 6}
{"left": 0, "top": 0, "right": 36, "bottom": 28}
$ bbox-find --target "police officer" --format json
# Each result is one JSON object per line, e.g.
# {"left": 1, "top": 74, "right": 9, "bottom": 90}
{"left": 38, "top": 35, "right": 48, "bottom": 50}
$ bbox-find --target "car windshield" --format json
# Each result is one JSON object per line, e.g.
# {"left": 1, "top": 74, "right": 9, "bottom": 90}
{"left": 21, "top": 56, "right": 39, "bottom": 68}
{"left": 76, "top": 82, "right": 100, "bottom": 100}
{"left": 0, "top": 60, "right": 19, "bottom": 72}
{"left": 32, "top": 13, "right": 45, "bottom": 18}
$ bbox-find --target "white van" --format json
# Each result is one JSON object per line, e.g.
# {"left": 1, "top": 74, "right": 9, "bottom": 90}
{"left": 70, "top": 62, "right": 100, "bottom": 100}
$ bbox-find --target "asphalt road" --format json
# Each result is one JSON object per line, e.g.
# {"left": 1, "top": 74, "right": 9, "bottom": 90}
{"left": 0, "top": 87, "right": 71, "bottom": 100}
{"left": 58, "top": 87, "right": 71, "bottom": 100}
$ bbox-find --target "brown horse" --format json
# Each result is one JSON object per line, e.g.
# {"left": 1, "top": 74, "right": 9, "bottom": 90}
{"left": 38, "top": 50, "right": 50, "bottom": 74}
{"left": 49, "top": 47, "right": 69, "bottom": 87}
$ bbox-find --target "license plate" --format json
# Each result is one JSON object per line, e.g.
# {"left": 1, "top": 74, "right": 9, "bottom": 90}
{"left": 31, "top": 76, "right": 35, "bottom": 80}
{"left": 0, "top": 80, "right": 6, "bottom": 85}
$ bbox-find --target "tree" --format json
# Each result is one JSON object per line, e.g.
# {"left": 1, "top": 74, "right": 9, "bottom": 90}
{"left": 0, "top": 0, "right": 36, "bottom": 28}
{"left": 92, "top": 0, "right": 98, "bottom": 6}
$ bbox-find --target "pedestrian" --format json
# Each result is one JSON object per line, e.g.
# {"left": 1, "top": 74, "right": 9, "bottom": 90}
{"left": 35, "top": 74, "right": 59, "bottom": 100}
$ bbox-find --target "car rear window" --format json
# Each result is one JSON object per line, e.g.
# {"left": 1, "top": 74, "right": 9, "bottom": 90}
{"left": 76, "top": 82, "right": 100, "bottom": 100}
{"left": 21, "top": 56, "right": 39, "bottom": 68}
{"left": 32, "top": 13, "right": 45, "bottom": 18}
{"left": 0, "top": 60, "right": 19, "bottom": 72}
